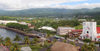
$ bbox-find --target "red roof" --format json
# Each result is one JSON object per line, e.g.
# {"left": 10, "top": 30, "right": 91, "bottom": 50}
{"left": 97, "top": 27, "right": 100, "bottom": 33}
{"left": 97, "top": 36, "right": 100, "bottom": 38}
{"left": 72, "top": 29, "right": 82, "bottom": 32}
{"left": 71, "top": 27, "right": 100, "bottom": 33}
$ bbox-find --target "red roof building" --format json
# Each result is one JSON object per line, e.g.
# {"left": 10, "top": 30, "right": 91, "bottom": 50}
{"left": 97, "top": 36, "right": 100, "bottom": 38}
{"left": 72, "top": 27, "right": 100, "bottom": 34}
{"left": 72, "top": 29, "right": 82, "bottom": 32}
{"left": 97, "top": 27, "right": 100, "bottom": 33}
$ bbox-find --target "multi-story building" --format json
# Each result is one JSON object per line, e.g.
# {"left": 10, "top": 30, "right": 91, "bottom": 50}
{"left": 57, "top": 27, "right": 75, "bottom": 35}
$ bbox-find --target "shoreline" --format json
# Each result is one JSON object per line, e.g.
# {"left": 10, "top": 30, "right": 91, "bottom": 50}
{"left": 0, "top": 26, "right": 38, "bottom": 37}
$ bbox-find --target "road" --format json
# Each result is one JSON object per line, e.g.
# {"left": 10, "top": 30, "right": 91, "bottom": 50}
{"left": 67, "top": 38, "right": 100, "bottom": 51}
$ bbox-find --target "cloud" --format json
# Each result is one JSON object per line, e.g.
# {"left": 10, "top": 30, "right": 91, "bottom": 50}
{"left": 0, "top": 0, "right": 87, "bottom": 10}
{"left": 53, "top": 3, "right": 100, "bottom": 9}
{"left": 1, "top": 0, "right": 100, "bottom": 10}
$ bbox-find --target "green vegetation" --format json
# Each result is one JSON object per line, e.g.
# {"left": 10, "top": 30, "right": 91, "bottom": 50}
{"left": 4, "top": 37, "right": 12, "bottom": 46}
{"left": 0, "top": 8, "right": 100, "bottom": 18}
{"left": 14, "top": 35, "right": 22, "bottom": 41}
{"left": 6, "top": 23, "right": 29, "bottom": 31}
{"left": 69, "top": 41, "right": 75, "bottom": 46}
{"left": 30, "top": 44, "right": 42, "bottom": 51}
{"left": 24, "top": 36, "right": 30, "bottom": 44}
{"left": 31, "top": 38, "right": 39, "bottom": 44}
{"left": 75, "top": 25, "right": 82, "bottom": 29}
{"left": 81, "top": 43, "right": 96, "bottom": 51}
{"left": 0, "top": 16, "right": 100, "bottom": 51}
{"left": 10, "top": 43, "right": 20, "bottom": 51}
{"left": 31, "top": 18, "right": 80, "bottom": 29}
{"left": 83, "top": 39, "right": 92, "bottom": 43}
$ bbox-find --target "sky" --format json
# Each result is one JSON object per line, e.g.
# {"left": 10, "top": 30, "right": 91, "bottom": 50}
{"left": 0, "top": 0, "right": 100, "bottom": 10}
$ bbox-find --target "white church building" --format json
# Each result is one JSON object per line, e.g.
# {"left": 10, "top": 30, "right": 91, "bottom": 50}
{"left": 80, "top": 22, "right": 100, "bottom": 41}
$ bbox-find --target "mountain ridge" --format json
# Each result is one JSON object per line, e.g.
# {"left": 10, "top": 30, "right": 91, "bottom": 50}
{"left": 0, "top": 8, "right": 100, "bottom": 18}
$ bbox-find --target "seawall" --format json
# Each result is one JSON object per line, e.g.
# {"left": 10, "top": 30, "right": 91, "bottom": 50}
{"left": 0, "top": 26, "right": 37, "bottom": 37}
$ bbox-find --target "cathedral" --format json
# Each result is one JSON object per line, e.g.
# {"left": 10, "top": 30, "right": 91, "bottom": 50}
{"left": 80, "top": 22, "right": 100, "bottom": 41}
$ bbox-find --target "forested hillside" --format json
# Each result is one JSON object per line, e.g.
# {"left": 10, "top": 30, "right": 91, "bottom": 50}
{"left": 0, "top": 8, "right": 100, "bottom": 18}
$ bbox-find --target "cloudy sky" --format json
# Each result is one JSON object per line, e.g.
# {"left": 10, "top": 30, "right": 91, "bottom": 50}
{"left": 0, "top": 0, "right": 100, "bottom": 10}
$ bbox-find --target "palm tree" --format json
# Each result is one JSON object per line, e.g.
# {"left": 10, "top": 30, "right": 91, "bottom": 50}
{"left": 14, "top": 35, "right": 22, "bottom": 41}
{"left": 24, "top": 36, "right": 30, "bottom": 44}
{"left": 88, "top": 43, "right": 96, "bottom": 51}
{"left": 0, "top": 37, "right": 3, "bottom": 44}
{"left": 81, "top": 43, "right": 89, "bottom": 51}
{"left": 81, "top": 43, "right": 96, "bottom": 51}
{"left": 4, "top": 37, "right": 12, "bottom": 46}
{"left": 31, "top": 38, "right": 39, "bottom": 44}
{"left": 10, "top": 43, "right": 20, "bottom": 51}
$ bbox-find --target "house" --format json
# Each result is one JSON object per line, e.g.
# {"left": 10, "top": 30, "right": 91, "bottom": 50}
{"left": 69, "top": 29, "right": 82, "bottom": 38}
{"left": 0, "top": 44, "right": 9, "bottom": 51}
{"left": 19, "top": 22, "right": 28, "bottom": 25}
{"left": 27, "top": 23, "right": 34, "bottom": 29}
{"left": 80, "top": 22, "right": 100, "bottom": 41}
{"left": 57, "top": 27, "right": 75, "bottom": 35}
{"left": 78, "top": 19, "right": 87, "bottom": 22}
{"left": 21, "top": 47, "right": 32, "bottom": 51}
{"left": 38, "top": 26, "right": 56, "bottom": 31}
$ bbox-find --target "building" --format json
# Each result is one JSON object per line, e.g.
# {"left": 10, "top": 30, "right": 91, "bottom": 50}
{"left": 0, "top": 20, "right": 28, "bottom": 25}
{"left": 38, "top": 26, "right": 56, "bottom": 31}
{"left": 27, "top": 23, "right": 34, "bottom": 29}
{"left": 19, "top": 22, "right": 28, "bottom": 25}
{"left": 21, "top": 47, "right": 32, "bottom": 51}
{"left": 80, "top": 22, "right": 100, "bottom": 41}
{"left": 57, "top": 27, "right": 75, "bottom": 35}
{"left": 0, "top": 46, "right": 9, "bottom": 51}
{"left": 78, "top": 19, "right": 87, "bottom": 22}
{"left": 0, "top": 20, "right": 18, "bottom": 25}
{"left": 69, "top": 29, "right": 82, "bottom": 38}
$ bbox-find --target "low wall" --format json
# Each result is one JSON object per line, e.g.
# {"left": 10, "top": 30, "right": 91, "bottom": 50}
{"left": 0, "top": 26, "right": 37, "bottom": 37}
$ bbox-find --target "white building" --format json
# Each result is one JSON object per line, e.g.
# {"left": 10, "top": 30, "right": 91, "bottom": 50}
{"left": 0, "top": 20, "right": 28, "bottom": 25}
{"left": 21, "top": 47, "right": 32, "bottom": 51}
{"left": 19, "top": 22, "right": 28, "bottom": 25}
{"left": 80, "top": 22, "right": 100, "bottom": 41}
{"left": 0, "top": 20, "right": 18, "bottom": 25}
{"left": 57, "top": 27, "right": 75, "bottom": 35}
{"left": 38, "top": 26, "right": 56, "bottom": 31}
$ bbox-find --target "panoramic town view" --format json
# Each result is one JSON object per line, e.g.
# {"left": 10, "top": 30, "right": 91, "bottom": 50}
{"left": 0, "top": 0, "right": 100, "bottom": 51}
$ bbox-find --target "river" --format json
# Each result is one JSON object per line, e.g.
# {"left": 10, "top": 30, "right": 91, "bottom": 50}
{"left": 0, "top": 28, "right": 25, "bottom": 40}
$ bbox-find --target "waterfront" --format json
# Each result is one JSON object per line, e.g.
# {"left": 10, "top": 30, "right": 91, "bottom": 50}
{"left": 0, "top": 28, "right": 25, "bottom": 40}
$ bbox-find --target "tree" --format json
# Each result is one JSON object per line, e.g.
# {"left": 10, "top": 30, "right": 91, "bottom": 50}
{"left": 4, "top": 37, "right": 12, "bottom": 46}
{"left": 6, "top": 23, "right": 29, "bottom": 31}
{"left": 89, "top": 43, "right": 96, "bottom": 51}
{"left": 81, "top": 43, "right": 96, "bottom": 51}
{"left": 70, "top": 41, "right": 75, "bottom": 46}
{"left": 83, "top": 39, "right": 91, "bottom": 43}
{"left": 31, "top": 38, "right": 39, "bottom": 44}
{"left": 24, "top": 36, "right": 30, "bottom": 44}
{"left": 0, "top": 37, "right": 3, "bottom": 44}
{"left": 14, "top": 35, "right": 22, "bottom": 41}
{"left": 81, "top": 43, "right": 89, "bottom": 51}
{"left": 10, "top": 43, "right": 20, "bottom": 51}
{"left": 43, "top": 41, "right": 51, "bottom": 48}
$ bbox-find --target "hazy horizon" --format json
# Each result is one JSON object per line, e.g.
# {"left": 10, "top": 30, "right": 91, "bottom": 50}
{"left": 0, "top": 0, "right": 100, "bottom": 10}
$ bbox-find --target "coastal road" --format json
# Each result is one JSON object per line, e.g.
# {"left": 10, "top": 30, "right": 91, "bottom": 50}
{"left": 67, "top": 38, "right": 100, "bottom": 51}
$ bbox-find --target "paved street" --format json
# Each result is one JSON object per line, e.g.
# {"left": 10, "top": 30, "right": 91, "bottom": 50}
{"left": 67, "top": 38, "right": 100, "bottom": 51}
